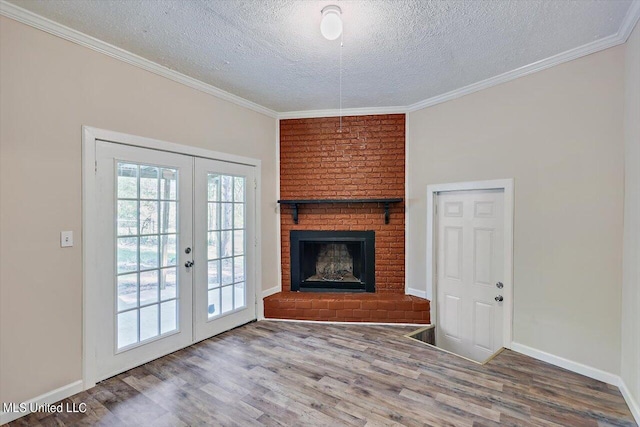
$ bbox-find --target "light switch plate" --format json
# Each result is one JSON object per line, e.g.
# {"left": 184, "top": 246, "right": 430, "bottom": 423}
{"left": 61, "top": 231, "right": 73, "bottom": 247}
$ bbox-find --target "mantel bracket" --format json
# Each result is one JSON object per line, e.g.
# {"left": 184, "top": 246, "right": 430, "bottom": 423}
{"left": 384, "top": 202, "right": 390, "bottom": 224}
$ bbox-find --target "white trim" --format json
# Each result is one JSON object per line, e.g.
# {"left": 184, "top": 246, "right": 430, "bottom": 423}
{"left": 0, "top": 1, "right": 276, "bottom": 119}
{"left": 258, "top": 118, "right": 282, "bottom": 321}
{"left": 404, "top": 114, "right": 412, "bottom": 297}
{"left": 511, "top": 342, "right": 620, "bottom": 386}
{"left": 1, "top": 0, "right": 638, "bottom": 117}
{"left": 262, "top": 318, "right": 428, "bottom": 327}
{"left": 262, "top": 285, "right": 281, "bottom": 299}
{"left": 512, "top": 341, "right": 640, "bottom": 424}
{"left": 275, "top": 120, "right": 283, "bottom": 295}
{"left": 82, "top": 127, "right": 98, "bottom": 391}
{"left": 278, "top": 106, "right": 407, "bottom": 120}
{"left": 258, "top": 285, "right": 281, "bottom": 321}
{"left": 0, "top": 380, "right": 83, "bottom": 425}
{"left": 619, "top": 378, "right": 640, "bottom": 425}
{"left": 407, "top": 1, "right": 640, "bottom": 113}
{"left": 84, "top": 127, "right": 261, "bottom": 167}
{"left": 406, "top": 329, "right": 506, "bottom": 366}
{"left": 82, "top": 126, "right": 262, "bottom": 387}
{"left": 620, "top": 0, "right": 640, "bottom": 42}
{"left": 254, "top": 161, "right": 264, "bottom": 324}
{"left": 406, "top": 287, "right": 427, "bottom": 299}
{"left": 426, "top": 179, "right": 515, "bottom": 348}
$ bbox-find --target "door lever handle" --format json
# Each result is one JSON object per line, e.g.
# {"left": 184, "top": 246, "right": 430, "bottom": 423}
{"left": 185, "top": 260, "right": 194, "bottom": 268}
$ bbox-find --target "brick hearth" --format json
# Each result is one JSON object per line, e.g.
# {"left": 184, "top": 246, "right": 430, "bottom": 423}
{"left": 271, "top": 114, "right": 430, "bottom": 323}
{"left": 264, "top": 292, "right": 430, "bottom": 323}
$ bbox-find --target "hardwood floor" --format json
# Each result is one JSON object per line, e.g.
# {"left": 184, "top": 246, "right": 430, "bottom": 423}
{"left": 6, "top": 321, "right": 636, "bottom": 426}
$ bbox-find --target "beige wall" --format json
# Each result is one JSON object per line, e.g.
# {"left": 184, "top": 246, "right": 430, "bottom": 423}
{"left": 407, "top": 46, "right": 625, "bottom": 374}
{"left": 0, "top": 7, "right": 634, "bottom": 410}
{"left": 622, "top": 19, "right": 640, "bottom": 411}
{"left": 0, "top": 17, "right": 277, "bottom": 404}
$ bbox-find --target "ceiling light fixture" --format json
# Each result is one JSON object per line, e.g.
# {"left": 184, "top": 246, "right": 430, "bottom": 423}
{"left": 320, "top": 5, "right": 342, "bottom": 40}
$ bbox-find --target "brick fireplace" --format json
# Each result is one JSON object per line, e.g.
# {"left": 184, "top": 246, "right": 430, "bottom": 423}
{"left": 264, "top": 114, "right": 430, "bottom": 323}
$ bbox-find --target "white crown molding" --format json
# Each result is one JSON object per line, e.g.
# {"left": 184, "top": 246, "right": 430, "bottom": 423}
{"left": 406, "top": 36, "right": 623, "bottom": 112}
{"left": 621, "top": 0, "right": 640, "bottom": 42}
{"left": 1, "top": 0, "right": 639, "bottom": 118}
{"left": 407, "top": 0, "right": 640, "bottom": 113}
{"left": 277, "top": 106, "right": 407, "bottom": 120}
{"left": 0, "top": 0, "right": 277, "bottom": 118}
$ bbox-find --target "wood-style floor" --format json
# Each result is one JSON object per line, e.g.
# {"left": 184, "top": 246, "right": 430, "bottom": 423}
{"left": 7, "top": 321, "right": 636, "bottom": 427}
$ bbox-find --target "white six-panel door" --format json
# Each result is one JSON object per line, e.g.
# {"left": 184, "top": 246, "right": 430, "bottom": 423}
{"left": 436, "top": 189, "right": 505, "bottom": 362}
{"left": 94, "top": 141, "right": 256, "bottom": 381}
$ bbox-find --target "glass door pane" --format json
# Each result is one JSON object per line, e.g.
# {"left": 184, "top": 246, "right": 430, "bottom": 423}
{"left": 115, "top": 163, "right": 179, "bottom": 350}
{"left": 206, "top": 173, "right": 246, "bottom": 319}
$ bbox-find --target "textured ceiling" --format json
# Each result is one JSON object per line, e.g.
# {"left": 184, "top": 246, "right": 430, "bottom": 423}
{"left": 7, "top": 0, "right": 635, "bottom": 113}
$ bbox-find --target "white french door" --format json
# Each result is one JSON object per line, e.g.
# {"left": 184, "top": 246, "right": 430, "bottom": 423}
{"left": 193, "top": 158, "right": 256, "bottom": 341}
{"left": 94, "top": 141, "right": 255, "bottom": 381}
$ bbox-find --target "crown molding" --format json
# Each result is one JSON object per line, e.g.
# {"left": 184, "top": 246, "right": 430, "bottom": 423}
{"left": 2, "top": 0, "right": 638, "bottom": 118}
{"left": 621, "top": 0, "right": 640, "bottom": 42}
{"left": 407, "top": 0, "right": 640, "bottom": 113}
{"left": 278, "top": 105, "right": 407, "bottom": 120}
{"left": 0, "top": 0, "right": 277, "bottom": 118}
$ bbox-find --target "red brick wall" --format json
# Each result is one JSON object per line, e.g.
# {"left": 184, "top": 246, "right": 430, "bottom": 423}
{"left": 279, "top": 114, "right": 405, "bottom": 293}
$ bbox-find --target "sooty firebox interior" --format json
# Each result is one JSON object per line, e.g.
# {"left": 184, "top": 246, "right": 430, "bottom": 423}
{"left": 290, "top": 231, "right": 375, "bottom": 292}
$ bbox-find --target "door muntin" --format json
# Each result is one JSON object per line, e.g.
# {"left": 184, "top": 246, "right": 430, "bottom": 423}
{"left": 114, "top": 161, "right": 182, "bottom": 353}
{"left": 205, "top": 173, "right": 248, "bottom": 320}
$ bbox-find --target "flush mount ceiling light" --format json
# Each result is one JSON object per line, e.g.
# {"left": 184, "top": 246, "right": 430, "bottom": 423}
{"left": 320, "top": 5, "right": 342, "bottom": 40}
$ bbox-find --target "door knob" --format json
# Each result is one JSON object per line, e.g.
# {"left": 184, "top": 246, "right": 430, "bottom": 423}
{"left": 185, "top": 260, "right": 194, "bottom": 268}
{"left": 495, "top": 295, "right": 503, "bottom": 302}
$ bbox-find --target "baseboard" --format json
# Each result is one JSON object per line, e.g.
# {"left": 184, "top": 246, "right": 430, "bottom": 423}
{"left": 262, "top": 318, "right": 428, "bottom": 327}
{"left": 406, "top": 287, "right": 427, "bottom": 299}
{"left": 510, "top": 342, "right": 619, "bottom": 385}
{"left": 0, "top": 380, "right": 84, "bottom": 425}
{"left": 511, "top": 342, "right": 640, "bottom": 423}
{"left": 262, "top": 285, "right": 281, "bottom": 299}
{"left": 618, "top": 378, "right": 640, "bottom": 425}
{"left": 257, "top": 286, "right": 281, "bottom": 320}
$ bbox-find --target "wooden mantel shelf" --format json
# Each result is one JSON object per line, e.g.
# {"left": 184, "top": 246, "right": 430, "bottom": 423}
{"left": 277, "top": 198, "right": 403, "bottom": 224}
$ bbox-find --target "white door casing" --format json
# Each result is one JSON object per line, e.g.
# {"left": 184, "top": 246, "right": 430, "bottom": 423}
{"left": 436, "top": 190, "right": 504, "bottom": 362}
{"left": 83, "top": 126, "right": 262, "bottom": 388}
{"left": 426, "top": 179, "right": 514, "bottom": 356}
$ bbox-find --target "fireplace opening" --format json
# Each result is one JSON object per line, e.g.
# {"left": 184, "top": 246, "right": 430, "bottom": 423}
{"left": 290, "top": 231, "right": 375, "bottom": 292}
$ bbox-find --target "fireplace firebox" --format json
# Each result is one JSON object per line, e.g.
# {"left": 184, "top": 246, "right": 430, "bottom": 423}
{"left": 290, "top": 231, "right": 375, "bottom": 292}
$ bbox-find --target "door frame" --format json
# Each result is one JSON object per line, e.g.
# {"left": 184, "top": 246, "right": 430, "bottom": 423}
{"left": 426, "top": 179, "right": 514, "bottom": 349}
{"left": 82, "top": 126, "right": 262, "bottom": 389}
